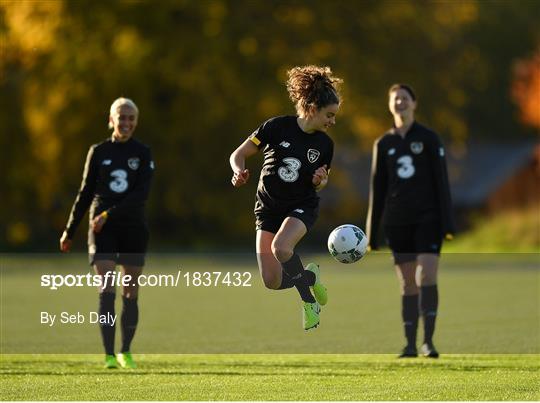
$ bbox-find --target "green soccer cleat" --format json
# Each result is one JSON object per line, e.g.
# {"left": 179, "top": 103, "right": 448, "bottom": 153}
{"left": 303, "top": 301, "right": 321, "bottom": 331}
{"left": 104, "top": 354, "right": 118, "bottom": 369}
{"left": 306, "top": 263, "right": 328, "bottom": 306}
{"left": 117, "top": 352, "right": 137, "bottom": 369}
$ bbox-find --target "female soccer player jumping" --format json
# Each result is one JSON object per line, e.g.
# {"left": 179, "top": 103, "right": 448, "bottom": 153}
{"left": 60, "top": 98, "right": 154, "bottom": 368}
{"left": 230, "top": 65, "right": 342, "bottom": 330}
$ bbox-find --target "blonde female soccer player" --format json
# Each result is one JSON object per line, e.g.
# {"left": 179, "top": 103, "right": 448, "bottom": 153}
{"left": 60, "top": 98, "right": 154, "bottom": 368}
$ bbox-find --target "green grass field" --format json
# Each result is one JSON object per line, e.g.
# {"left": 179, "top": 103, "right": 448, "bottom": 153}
{"left": 1, "top": 354, "right": 538, "bottom": 400}
{"left": 1, "top": 253, "right": 539, "bottom": 400}
{"left": 444, "top": 207, "right": 540, "bottom": 253}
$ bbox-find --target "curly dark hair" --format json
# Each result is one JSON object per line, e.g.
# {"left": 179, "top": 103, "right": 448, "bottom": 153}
{"left": 286, "top": 65, "right": 342, "bottom": 117}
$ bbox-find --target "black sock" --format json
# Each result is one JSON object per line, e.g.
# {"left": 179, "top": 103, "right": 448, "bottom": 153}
{"left": 420, "top": 285, "right": 438, "bottom": 344}
{"left": 120, "top": 296, "right": 139, "bottom": 353}
{"left": 278, "top": 270, "right": 314, "bottom": 290}
{"left": 281, "top": 254, "right": 315, "bottom": 303}
{"left": 277, "top": 271, "right": 295, "bottom": 290}
{"left": 402, "top": 294, "right": 419, "bottom": 347}
{"left": 98, "top": 292, "right": 116, "bottom": 356}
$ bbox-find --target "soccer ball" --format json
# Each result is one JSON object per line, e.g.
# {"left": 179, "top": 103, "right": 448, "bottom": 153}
{"left": 327, "top": 224, "right": 368, "bottom": 264}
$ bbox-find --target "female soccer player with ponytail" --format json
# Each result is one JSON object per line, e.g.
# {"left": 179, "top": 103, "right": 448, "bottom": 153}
{"left": 230, "top": 65, "right": 342, "bottom": 330}
{"left": 366, "top": 84, "right": 454, "bottom": 358}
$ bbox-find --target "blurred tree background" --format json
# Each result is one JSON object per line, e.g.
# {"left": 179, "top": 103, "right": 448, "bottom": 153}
{"left": 1, "top": 0, "right": 539, "bottom": 251}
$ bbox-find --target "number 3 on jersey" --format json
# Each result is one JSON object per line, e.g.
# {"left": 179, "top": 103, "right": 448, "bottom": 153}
{"left": 278, "top": 158, "right": 301, "bottom": 182}
{"left": 110, "top": 169, "right": 128, "bottom": 193}
{"left": 397, "top": 155, "right": 415, "bottom": 179}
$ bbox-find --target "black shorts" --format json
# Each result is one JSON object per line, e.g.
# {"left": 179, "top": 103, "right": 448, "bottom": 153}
{"left": 88, "top": 223, "right": 149, "bottom": 266}
{"left": 255, "top": 200, "right": 319, "bottom": 234}
{"left": 384, "top": 220, "right": 442, "bottom": 264}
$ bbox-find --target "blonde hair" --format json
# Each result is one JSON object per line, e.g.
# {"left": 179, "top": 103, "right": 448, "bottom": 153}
{"left": 286, "top": 65, "right": 342, "bottom": 118}
{"left": 108, "top": 97, "right": 139, "bottom": 129}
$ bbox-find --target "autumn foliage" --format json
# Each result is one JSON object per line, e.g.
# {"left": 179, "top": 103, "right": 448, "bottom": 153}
{"left": 1, "top": 0, "right": 539, "bottom": 249}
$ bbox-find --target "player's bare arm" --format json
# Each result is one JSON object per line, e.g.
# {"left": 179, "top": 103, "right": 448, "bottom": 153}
{"left": 230, "top": 139, "right": 258, "bottom": 187}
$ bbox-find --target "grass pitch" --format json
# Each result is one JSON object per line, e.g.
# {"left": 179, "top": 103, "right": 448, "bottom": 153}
{"left": 1, "top": 354, "right": 539, "bottom": 400}
{"left": 1, "top": 252, "right": 539, "bottom": 400}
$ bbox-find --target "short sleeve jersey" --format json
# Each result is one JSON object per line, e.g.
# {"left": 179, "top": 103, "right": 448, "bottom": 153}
{"left": 366, "top": 121, "right": 454, "bottom": 245}
{"left": 64, "top": 137, "right": 154, "bottom": 238}
{"left": 248, "top": 115, "right": 334, "bottom": 210}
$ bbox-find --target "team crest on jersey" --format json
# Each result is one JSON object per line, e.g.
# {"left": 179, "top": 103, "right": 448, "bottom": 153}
{"left": 410, "top": 142, "right": 424, "bottom": 154}
{"left": 128, "top": 157, "right": 140, "bottom": 170}
{"left": 307, "top": 149, "right": 320, "bottom": 163}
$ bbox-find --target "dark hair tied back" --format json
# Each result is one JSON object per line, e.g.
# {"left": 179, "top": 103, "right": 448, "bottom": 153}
{"left": 388, "top": 83, "right": 416, "bottom": 101}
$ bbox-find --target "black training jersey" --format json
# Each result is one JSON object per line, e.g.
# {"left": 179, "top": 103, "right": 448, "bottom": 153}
{"left": 64, "top": 137, "right": 154, "bottom": 238}
{"left": 248, "top": 115, "right": 334, "bottom": 210}
{"left": 366, "top": 121, "right": 454, "bottom": 247}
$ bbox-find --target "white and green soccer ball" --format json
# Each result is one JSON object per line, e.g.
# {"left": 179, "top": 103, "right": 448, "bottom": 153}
{"left": 327, "top": 224, "right": 368, "bottom": 264}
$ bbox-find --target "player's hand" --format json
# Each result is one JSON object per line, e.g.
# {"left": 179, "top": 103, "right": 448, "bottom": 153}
{"left": 231, "top": 169, "right": 250, "bottom": 187}
{"left": 60, "top": 231, "right": 72, "bottom": 253}
{"left": 91, "top": 213, "right": 107, "bottom": 233}
{"left": 312, "top": 165, "right": 328, "bottom": 187}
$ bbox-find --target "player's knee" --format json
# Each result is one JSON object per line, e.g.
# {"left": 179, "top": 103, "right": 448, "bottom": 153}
{"left": 416, "top": 269, "right": 437, "bottom": 286}
{"left": 261, "top": 272, "right": 281, "bottom": 290}
{"left": 270, "top": 241, "right": 293, "bottom": 263}
{"left": 402, "top": 283, "right": 419, "bottom": 295}
{"left": 420, "top": 277, "right": 437, "bottom": 287}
